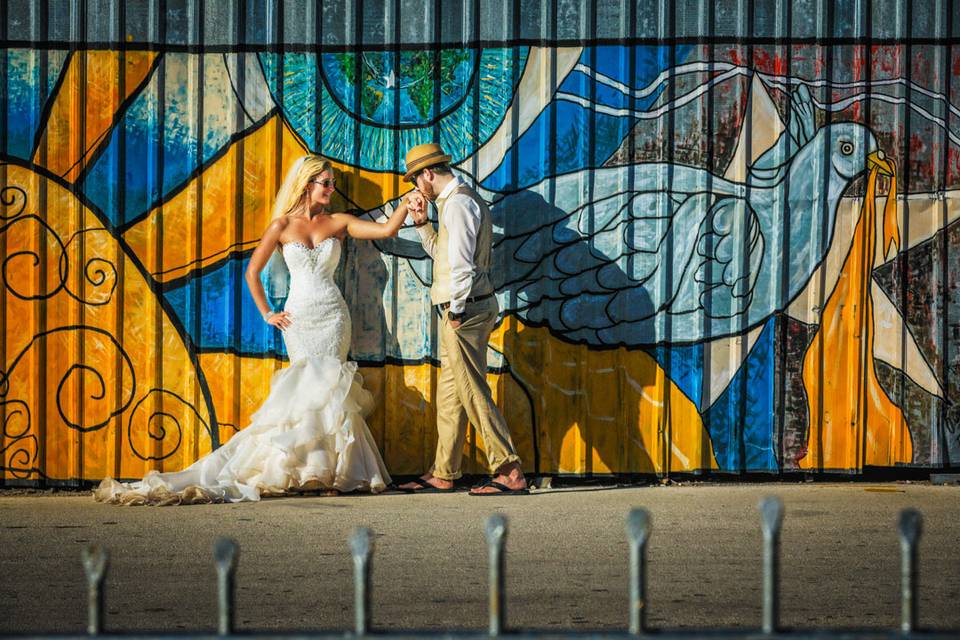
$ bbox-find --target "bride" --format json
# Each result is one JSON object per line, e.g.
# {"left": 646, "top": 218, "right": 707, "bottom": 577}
{"left": 95, "top": 155, "right": 421, "bottom": 505}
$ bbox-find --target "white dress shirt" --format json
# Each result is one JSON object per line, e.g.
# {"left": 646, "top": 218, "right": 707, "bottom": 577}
{"left": 416, "top": 176, "right": 481, "bottom": 315}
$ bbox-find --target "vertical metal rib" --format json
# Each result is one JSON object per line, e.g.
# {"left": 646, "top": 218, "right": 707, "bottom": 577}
{"left": 486, "top": 513, "right": 508, "bottom": 635}
{"left": 898, "top": 508, "right": 922, "bottom": 633}
{"left": 626, "top": 508, "right": 651, "bottom": 635}
{"left": 758, "top": 496, "right": 784, "bottom": 634}
{"left": 350, "top": 527, "right": 373, "bottom": 635}
{"left": 81, "top": 545, "right": 109, "bottom": 636}
{"left": 213, "top": 537, "right": 239, "bottom": 636}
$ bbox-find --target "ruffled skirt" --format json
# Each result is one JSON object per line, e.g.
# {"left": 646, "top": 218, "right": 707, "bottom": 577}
{"left": 94, "top": 356, "right": 391, "bottom": 505}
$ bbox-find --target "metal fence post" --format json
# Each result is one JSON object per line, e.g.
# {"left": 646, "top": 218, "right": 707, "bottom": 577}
{"left": 898, "top": 508, "right": 922, "bottom": 633}
{"left": 759, "top": 496, "right": 784, "bottom": 634}
{"left": 214, "top": 538, "right": 239, "bottom": 636}
{"left": 350, "top": 527, "right": 373, "bottom": 635}
{"left": 486, "top": 514, "right": 508, "bottom": 636}
{"left": 80, "top": 545, "right": 109, "bottom": 636}
{"left": 626, "top": 508, "right": 651, "bottom": 635}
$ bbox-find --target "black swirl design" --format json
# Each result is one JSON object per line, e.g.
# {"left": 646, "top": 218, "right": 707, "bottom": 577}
{"left": 0, "top": 326, "right": 136, "bottom": 433}
{"left": 58, "top": 228, "right": 119, "bottom": 306}
{"left": 1, "top": 202, "right": 118, "bottom": 307}
{"left": 0, "top": 214, "right": 67, "bottom": 301}
{"left": 0, "top": 185, "right": 27, "bottom": 221}
{"left": 0, "top": 399, "right": 37, "bottom": 479}
{"left": 127, "top": 389, "right": 211, "bottom": 462}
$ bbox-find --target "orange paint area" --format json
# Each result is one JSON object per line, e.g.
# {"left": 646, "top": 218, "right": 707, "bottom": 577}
{"left": 196, "top": 352, "right": 283, "bottom": 447}
{"left": 800, "top": 165, "right": 912, "bottom": 470}
{"left": 122, "top": 115, "right": 414, "bottom": 284}
{"left": 32, "top": 51, "right": 158, "bottom": 182}
{"left": 1, "top": 164, "right": 212, "bottom": 482}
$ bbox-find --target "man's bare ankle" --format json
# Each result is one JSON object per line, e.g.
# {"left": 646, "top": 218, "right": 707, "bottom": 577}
{"left": 496, "top": 463, "right": 524, "bottom": 482}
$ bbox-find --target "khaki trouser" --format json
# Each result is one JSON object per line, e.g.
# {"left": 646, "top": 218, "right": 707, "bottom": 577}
{"left": 431, "top": 296, "right": 520, "bottom": 480}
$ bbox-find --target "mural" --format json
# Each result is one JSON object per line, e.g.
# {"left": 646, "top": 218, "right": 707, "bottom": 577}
{"left": 2, "top": 6, "right": 959, "bottom": 484}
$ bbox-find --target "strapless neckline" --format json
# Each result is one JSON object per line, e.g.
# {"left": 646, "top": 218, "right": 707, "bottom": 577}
{"left": 284, "top": 237, "right": 338, "bottom": 252}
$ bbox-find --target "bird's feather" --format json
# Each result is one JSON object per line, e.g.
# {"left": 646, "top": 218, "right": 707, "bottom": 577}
{"left": 689, "top": 199, "right": 765, "bottom": 318}
{"left": 788, "top": 84, "right": 816, "bottom": 146}
{"left": 751, "top": 84, "right": 816, "bottom": 176}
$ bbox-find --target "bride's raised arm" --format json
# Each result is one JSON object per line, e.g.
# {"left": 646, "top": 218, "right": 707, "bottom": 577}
{"left": 334, "top": 191, "right": 425, "bottom": 240}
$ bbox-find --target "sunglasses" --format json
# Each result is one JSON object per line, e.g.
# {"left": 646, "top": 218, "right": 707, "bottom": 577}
{"left": 310, "top": 178, "right": 336, "bottom": 189}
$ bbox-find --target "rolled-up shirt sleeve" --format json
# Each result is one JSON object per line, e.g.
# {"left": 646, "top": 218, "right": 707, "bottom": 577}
{"left": 415, "top": 221, "right": 438, "bottom": 258}
{"left": 442, "top": 194, "right": 481, "bottom": 314}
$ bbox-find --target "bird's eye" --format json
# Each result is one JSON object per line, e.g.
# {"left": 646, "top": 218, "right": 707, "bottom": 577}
{"left": 840, "top": 142, "right": 855, "bottom": 156}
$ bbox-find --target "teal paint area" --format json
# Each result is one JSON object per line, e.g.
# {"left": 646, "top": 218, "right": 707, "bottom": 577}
{"left": 259, "top": 48, "right": 527, "bottom": 173}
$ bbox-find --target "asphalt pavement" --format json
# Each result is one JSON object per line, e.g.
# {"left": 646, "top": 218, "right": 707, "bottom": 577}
{"left": 1, "top": 482, "right": 958, "bottom": 634}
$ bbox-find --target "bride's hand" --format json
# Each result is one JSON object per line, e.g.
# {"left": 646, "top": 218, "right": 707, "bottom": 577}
{"left": 405, "top": 191, "right": 428, "bottom": 225}
{"left": 265, "top": 311, "right": 292, "bottom": 329}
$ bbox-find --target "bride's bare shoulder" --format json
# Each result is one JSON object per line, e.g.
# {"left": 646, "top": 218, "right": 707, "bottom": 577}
{"left": 263, "top": 217, "right": 293, "bottom": 243}
{"left": 267, "top": 217, "right": 291, "bottom": 232}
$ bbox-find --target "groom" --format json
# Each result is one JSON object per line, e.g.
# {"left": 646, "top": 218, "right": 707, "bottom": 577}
{"left": 398, "top": 143, "right": 528, "bottom": 496}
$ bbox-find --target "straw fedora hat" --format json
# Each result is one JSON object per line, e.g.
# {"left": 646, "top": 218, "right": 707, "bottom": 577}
{"left": 404, "top": 142, "right": 452, "bottom": 182}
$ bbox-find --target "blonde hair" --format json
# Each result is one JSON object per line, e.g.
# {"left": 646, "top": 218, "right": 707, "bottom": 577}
{"left": 270, "top": 155, "right": 334, "bottom": 220}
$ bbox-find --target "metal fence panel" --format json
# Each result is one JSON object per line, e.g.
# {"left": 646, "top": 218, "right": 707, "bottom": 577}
{"left": 1, "top": 0, "right": 958, "bottom": 484}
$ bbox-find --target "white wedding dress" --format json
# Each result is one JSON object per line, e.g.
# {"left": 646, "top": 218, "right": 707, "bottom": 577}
{"left": 95, "top": 237, "right": 391, "bottom": 505}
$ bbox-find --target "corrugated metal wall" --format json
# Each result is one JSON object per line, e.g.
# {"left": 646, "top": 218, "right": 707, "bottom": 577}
{"left": 1, "top": 0, "right": 958, "bottom": 484}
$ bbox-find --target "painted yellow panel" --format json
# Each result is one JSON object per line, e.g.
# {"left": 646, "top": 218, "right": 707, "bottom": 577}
{"left": 123, "top": 115, "right": 415, "bottom": 283}
{"left": 0, "top": 164, "right": 212, "bottom": 482}
{"left": 498, "top": 316, "right": 716, "bottom": 475}
{"left": 367, "top": 364, "right": 434, "bottom": 475}
{"left": 356, "top": 361, "right": 536, "bottom": 476}
{"left": 32, "top": 50, "right": 158, "bottom": 182}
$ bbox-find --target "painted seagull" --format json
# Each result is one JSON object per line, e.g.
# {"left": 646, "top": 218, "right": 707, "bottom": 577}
{"left": 483, "top": 85, "right": 894, "bottom": 346}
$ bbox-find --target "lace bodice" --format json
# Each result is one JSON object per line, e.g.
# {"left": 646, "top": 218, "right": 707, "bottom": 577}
{"left": 280, "top": 238, "right": 350, "bottom": 363}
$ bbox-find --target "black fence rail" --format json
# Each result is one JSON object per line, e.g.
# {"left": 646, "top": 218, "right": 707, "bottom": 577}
{"left": 9, "top": 497, "right": 956, "bottom": 639}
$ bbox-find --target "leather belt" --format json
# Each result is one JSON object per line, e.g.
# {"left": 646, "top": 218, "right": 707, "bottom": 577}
{"left": 437, "top": 292, "right": 494, "bottom": 311}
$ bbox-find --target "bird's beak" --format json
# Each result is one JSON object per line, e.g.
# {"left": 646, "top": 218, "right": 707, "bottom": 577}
{"left": 867, "top": 150, "right": 894, "bottom": 177}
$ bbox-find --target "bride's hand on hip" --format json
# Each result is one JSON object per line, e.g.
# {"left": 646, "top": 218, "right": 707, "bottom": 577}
{"left": 265, "top": 311, "right": 293, "bottom": 330}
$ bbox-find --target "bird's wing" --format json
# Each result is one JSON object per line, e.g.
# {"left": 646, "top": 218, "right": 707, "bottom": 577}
{"left": 686, "top": 198, "right": 765, "bottom": 319}
{"left": 489, "top": 163, "right": 738, "bottom": 345}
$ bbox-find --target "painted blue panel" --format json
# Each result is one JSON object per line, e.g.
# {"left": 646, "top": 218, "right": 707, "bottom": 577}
{"left": 702, "top": 318, "right": 778, "bottom": 472}
{"left": 4, "top": 49, "right": 68, "bottom": 159}
{"left": 562, "top": 70, "right": 635, "bottom": 111}
{"left": 481, "top": 101, "right": 633, "bottom": 191}
{"left": 646, "top": 341, "right": 704, "bottom": 412}
{"left": 164, "top": 256, "right": 286, "bottom": 357}
{"left": 589, "top": 45, "right": 679, "bottom": 89}
{"left": 81, "top": 106, "right": 160, "bottom": 227}
{"left": 481, "top": 46, "right": 689, "bottom": 192}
